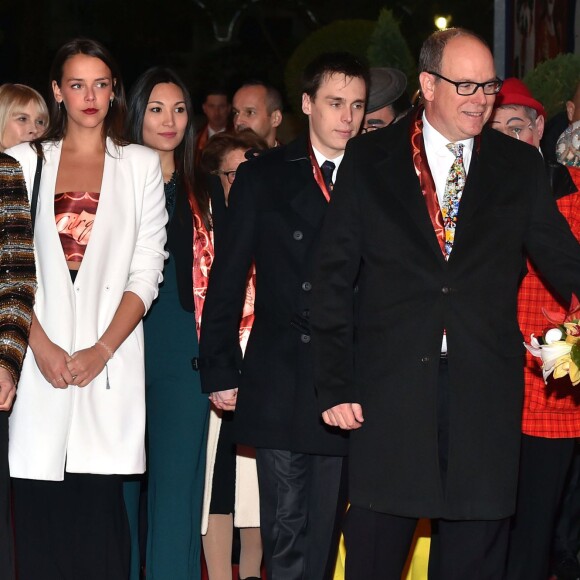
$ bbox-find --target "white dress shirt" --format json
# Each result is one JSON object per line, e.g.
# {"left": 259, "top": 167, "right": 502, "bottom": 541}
{"left": 423, "top": 113, "right": 474, "bottom": 354}
{"left": 422, "top": 112, "right": 474, "bottom": 207}
{"left": 312, "top": 146, "right": 344, "bottom": 183}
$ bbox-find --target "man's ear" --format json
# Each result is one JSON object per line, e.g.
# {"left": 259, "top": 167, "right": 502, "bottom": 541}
{"left": 536, "top": 114, "right": 545, "bottom": 140}
{"left": 302, "top": 92, "right": 312, "bottom": 116}
{"left": 566, "top": 100, "right": 575, "bottom": 124}
{"left": 271, "top": 109, "right": 283, "bottom": 128}
{"left": 419, "top": 72, "right": 435, "bottom": 103}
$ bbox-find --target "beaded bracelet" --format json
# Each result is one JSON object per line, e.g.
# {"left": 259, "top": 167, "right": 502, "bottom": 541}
{"left": 95, "top": 339, "right": 114, "bottom": 361}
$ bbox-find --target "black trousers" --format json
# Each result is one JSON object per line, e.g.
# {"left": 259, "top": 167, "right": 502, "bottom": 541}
{"left": 552, "top": 442, "right": 580, "bottom": 561}
{"left": 12, "top": 472, "right": 130, "bottom": 580}
{"left": 504, "top": 434, "right": 576, "bottom": 580}
{"left": 255, "top": 448, "right": 345, "bottom": 580}
{"left": 344, "top": 505, "right": 509, "bottom": 580}
{"left": 0, "top": 412, "right": 14, "bottom": 580}
{"left": 345, "top": 358, "right": 509, "bottom": 580}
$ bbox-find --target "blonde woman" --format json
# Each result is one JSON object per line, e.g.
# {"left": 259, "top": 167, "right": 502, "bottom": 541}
{"left": 0, "top": 84, "right": 48, "bottom": 151}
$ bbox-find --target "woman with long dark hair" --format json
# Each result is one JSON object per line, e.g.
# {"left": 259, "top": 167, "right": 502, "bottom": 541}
{"left": 124, "top": 66, "right": 210, "bottom": 580}
{"left": 6, "top": 38, "right": 167, "bottom": 580}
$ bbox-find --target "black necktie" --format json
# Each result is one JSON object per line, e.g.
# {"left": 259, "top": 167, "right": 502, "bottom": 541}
{"left": 321, "top": 160, "right": 335, "bottom": 193}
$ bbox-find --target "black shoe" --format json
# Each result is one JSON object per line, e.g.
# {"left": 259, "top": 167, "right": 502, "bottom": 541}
{"left": 552, "top": 554, "right": 580, "bottom": 580}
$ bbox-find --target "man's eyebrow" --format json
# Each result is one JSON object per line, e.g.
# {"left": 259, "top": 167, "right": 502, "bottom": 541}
{"left": 505, "top": 115, "right": 529, "bottom": 124}
{"left": 490, "top": 115, "right": 529, "bottom": 126}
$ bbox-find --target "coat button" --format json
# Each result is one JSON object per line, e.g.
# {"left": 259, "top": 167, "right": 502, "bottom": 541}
{"left": 302, "top": 309, "right": 310, "bottom": 319}
{"left": 441, "top": 286, "right": 450, "bottom": 294}
{"left": 301, "top": 281, "right": 312, "bottom": 292}
{"left": 293, "top": 230, "right": 303, "bottom": 241}
{"left": 301, "top": 334, "right": 311, "bottom": 343}
{"left": 421, "top": 356, "right": 430, "bottom": 363}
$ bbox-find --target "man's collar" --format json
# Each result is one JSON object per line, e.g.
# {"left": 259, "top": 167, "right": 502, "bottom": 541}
{"left": 311, "top": 145, "right": 344, "bottom": 168}
{"left": 422, "top": 111, "right": 474, "bottom": 156}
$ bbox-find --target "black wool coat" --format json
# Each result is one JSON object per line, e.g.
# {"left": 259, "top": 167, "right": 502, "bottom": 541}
{"left": 311, "top": 116, "right": 580, "bottom": 520}
{"left": 198, "top": 135, "right": 348, "bottom": 456}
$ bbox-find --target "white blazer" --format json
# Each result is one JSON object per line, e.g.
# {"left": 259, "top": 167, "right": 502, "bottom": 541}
{"left": 6, "top": 139, "right": 168, "bottom": 480}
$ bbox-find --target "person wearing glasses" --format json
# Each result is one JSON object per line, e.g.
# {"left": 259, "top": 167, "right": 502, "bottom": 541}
{"left": 362, "top": 67, "right": 412, "bottom": 134}
{"left": 310, "top": 28, "right": 580, "bottom": 580}
{"left": 198, "top": 129, "right": 267, "bottom": 580}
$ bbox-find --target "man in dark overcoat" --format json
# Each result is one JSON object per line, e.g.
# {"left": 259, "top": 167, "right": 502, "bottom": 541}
{"left": 198, "top": 53, "right": 369, "bottom": 579}
{"left": 310, "top": 29, "right": 580, "bottom": 579}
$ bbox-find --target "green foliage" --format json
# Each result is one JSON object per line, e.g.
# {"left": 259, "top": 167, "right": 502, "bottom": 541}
{"left": 284, "top": 19, "right": 375, "bottom": 115}
{"left": 367, "top": 8, "right": 417, "bottom": 91}
{"left": 570, "top": 343, "right": 580, "bottom": 373}
{"left": 524, "top": 53, "right": 580, "bottom": 119}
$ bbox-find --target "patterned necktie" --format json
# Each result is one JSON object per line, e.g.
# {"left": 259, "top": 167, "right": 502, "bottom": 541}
{"left": 321, "top": 160, "right": 335, "bottom": 194}
{"left": 442, "top": 143, "right": 466, "bottom": 258}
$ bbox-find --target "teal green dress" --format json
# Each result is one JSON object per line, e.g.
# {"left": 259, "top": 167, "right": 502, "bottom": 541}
{"left": 124, "top": 178, "right": 209, "bottom": 580}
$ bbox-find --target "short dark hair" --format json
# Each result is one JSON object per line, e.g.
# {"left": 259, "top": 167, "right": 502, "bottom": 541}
{"left": 41, "top": 38, "right": 127, "bottom": 147}
{"left": 203, "top": 87, "right": 229, "bottom": 103}
{"left": 419, "top": 28, "right": 490, "bottom": 74}
{"left": 235, "top": 80, "right": 283, "bottom": 114}
{"left": 302, "top": 52, "right": 370, "bottom": 101}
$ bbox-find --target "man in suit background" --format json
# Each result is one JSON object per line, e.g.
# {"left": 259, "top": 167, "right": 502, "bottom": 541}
{"left": 198, "top": 53, "right": 368, "bottom": 579}
{"left": 195, "top": 88, "right": 232, "bottom": 170}
{"left": 310, "top": 28, "right": 580, "bottom": 579}
{"left": 232, "top": 81, "right": 283, "bottom": 148}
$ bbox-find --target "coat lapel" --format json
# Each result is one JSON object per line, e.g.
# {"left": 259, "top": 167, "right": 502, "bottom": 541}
{"left": 452, "top": 130, "right": 504, "bottom": 250}
{"left": 374, "top": 134, "right": 447, "bottom": 263}
{"left": 285, "top": 136, "right": 328, "bottom": 230}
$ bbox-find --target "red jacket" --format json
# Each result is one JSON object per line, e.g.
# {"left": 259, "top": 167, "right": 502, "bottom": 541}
{"left": 517, "top": 165, "right": 580, "bottom": 437}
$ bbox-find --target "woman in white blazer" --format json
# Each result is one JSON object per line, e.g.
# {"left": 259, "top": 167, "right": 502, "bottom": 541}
{"left": 6, "top": 39, "right": 167, "bottom": 580}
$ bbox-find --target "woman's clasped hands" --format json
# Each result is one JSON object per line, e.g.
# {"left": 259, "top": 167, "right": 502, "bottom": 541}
{"left": 35, "top": 339, "right": 109, "bottom": 389}
{"left": 65, "top": 344, "right": 110, "bottom": 388}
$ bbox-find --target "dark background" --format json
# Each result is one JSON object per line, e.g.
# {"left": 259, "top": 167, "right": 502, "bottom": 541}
{"left": 0, "top": 0, "right": 494, "bottom": 113}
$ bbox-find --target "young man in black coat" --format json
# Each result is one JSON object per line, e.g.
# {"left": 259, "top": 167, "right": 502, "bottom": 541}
{"left": 198, "top": 53, "right": 369, "bottom": 579}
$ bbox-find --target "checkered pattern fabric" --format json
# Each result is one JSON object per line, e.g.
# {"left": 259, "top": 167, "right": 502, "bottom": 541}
{"left": 518, "top": 179, "right": 580, "bottom": 437}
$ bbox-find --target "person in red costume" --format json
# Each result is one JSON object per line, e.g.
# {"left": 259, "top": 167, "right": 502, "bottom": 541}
{"left": 490, "top": 77, "right": 580, "bottom": 580}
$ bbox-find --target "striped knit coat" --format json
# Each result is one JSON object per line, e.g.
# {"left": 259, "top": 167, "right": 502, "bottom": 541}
{"left": 0, "top": 153, "right": 36, "bottom": 384}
